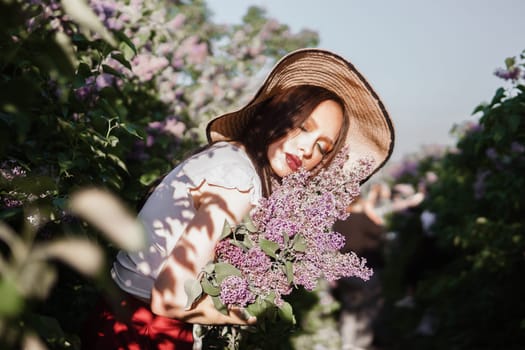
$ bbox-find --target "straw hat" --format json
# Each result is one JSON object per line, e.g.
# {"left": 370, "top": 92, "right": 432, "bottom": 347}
{"left": 206, "top": 48, "right": 395, "bottom": 177}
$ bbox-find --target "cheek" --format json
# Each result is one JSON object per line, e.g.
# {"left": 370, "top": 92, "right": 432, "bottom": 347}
{"left": 304, "top": 154, "right": 324, "bottom": 171}
{"left": 266, "top": 141, "right": 279, "bottom": 162}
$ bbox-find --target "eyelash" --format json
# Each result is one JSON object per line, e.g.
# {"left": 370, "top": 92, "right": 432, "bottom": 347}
{"left": 300, "top": 124, "right": 328, "bottom": 155}
{"left": 317, "top": 143, "right": 328, "bottom": 155}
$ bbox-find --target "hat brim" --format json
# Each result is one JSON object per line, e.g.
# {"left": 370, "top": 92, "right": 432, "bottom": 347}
{"left": 206, "top": 48, "right": 395, "bottom": 178}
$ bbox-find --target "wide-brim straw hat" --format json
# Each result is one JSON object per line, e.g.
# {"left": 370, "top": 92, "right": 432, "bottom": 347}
{"left": 206, "top": 48, "right": 395, "bottom": 179}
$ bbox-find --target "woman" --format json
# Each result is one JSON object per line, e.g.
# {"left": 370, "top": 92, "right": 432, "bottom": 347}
{"left": 82, "top": 49, "right": 394, "bottom": 349}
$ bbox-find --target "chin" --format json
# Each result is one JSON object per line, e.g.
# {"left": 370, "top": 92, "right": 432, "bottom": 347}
{"left": 270, "top": 161, "right": 289, "bottom": 178}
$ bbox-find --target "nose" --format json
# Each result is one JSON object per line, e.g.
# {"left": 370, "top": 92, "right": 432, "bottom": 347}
{"left": 298, "top": 133, "right": 316, "bottom": 159}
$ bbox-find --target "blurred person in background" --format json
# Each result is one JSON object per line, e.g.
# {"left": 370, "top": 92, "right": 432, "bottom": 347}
{"left": 332, "top": 192, "right": 387, "bottom": 350}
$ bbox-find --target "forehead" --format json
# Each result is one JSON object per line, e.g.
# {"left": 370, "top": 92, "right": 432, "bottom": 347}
{"left": 308, "top": 100, "right": 344, "bottom": 138}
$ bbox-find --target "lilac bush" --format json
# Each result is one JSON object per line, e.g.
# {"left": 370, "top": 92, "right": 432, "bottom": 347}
{"left": 377, "top": 50, "right": 525, "bottom": 349}
{"left": 1, "top": 0, "right": 319, "bottom": 348}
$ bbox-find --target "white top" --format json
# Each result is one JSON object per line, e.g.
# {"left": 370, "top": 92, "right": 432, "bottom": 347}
{"left": 111, "top": 141, "right": 262, "bottom": 299}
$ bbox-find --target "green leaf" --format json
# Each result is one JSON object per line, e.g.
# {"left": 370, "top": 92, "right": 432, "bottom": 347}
{"left": 259, "top": 239, "right": 279, "bottom": 258}
{"left": 120, "top": 123, "right": 143, "bottom": 139}
{"left": 107, "top": 135, "right": 119, "bottom": 147}
{"left": 211, "top": 295, "right": 228, "bottom": 315}
{"left": 27, "top": 313, "right": 67, "bottom": 342}
{"left": 490, "top": 87, "right": 505, "bottom": 106}
{"left": 285, "top": 261, "right": 294, "bottom": 284}
{"left": 292, "top": 234, "right": 307, "bottom": 252}
{"left": 115, "top": 30, "right": 137, "bottom": 57}
{"left": 219, "top": 220, "right": 232, "bottom": 240}
{"left": 243, "top": 216, "right": 258, "bottom": 232}
{"left": 102, "top": 64, "right": 125, "bottom": 78}
{"left": 203, "top": 263, "right": 215, "bottom": 274}
{"left": 471, "top": 103, "right": 487, "bottom": 116}
{"left": 99, "top": 99, "right": 119, "bottom": 118}
{"left": 107, "top": 153, "right": 129, "bottom": 173}
{"left": 140, "top": 171, "right": 161, "bottom": 186}
{"left": 277, "top": 301, "right": 296, "bottom": 325}
{"left": 508, "top": 114, "right": 520, "bottom": 132}
{"left": 201, "top": 277, "right": 220, "bottom": 297}
{"left": 504, "top": 56, "right": 516, "bottom": 69}
{"left": 110, "top": 52, "right": 132, "bottom": 70}
{"left": 264, "top": 291, "right": 276, "bottom": 304}
{"left": 0, "top": 207, "right": 22, "bottom": 220}
{"left": 0, "top": 277, "right": 24, "bottom": 317}
{"left": 184, "top": 279, "right": 203, "bottom": 310}
{"left": 246, "top": 299, "right": 266, "bottom": 318}
{"left": 243, "top": 234, "right": 254, "bottom": 249}
{"left": 214, "top": 262, "right": 241, "bottom": 283}
{"left": 283, "top": 232, "right": 289, "bottom": 245}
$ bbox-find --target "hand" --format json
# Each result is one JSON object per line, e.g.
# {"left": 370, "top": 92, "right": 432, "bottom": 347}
{"left": 228, "top": 305, "right": 257, "bottom": 325}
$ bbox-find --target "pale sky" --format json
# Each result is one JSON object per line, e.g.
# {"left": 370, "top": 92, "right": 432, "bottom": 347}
{"left": 206, "top": 0, "right": 524, "bottom": 160}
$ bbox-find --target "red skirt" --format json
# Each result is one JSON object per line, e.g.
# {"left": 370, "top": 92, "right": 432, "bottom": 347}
{"left": 81, "top": 293, "right": 193, "bottom": 350}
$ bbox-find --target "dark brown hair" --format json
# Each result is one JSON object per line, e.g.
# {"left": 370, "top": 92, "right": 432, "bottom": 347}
{"left": 234, "top": 84, "right": 349, "bottom": 196}
{"left": 138, "top": 85, "right": 349, "bottom": 210}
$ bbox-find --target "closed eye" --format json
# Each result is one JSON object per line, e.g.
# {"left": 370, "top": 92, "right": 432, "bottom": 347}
{"left": 317, "top": 142, "right": 329, "bottom": 156}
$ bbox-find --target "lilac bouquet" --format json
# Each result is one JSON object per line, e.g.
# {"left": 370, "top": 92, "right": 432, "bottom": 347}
{"left": 185, "top": 147, "right": 375, "bottom": 320}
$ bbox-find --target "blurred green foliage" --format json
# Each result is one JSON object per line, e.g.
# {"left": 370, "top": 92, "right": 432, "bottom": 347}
{"left": 378, "top": 51, "right": 525, "bottom": 349}
{"left": 0, "top": 0, "right": 318, "bottom": 348}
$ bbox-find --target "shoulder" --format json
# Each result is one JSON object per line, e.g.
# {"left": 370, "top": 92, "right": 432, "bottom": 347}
{"left": 182, "top": 142, "right": 262, "bottom": 204}
{"left": 191, "top": 142, "right": 253, "bottom": 166}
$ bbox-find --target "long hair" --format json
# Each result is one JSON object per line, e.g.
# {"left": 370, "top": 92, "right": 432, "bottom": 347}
{"left": 234, "top": 84, "right": 350, "bottom": 197}
{"left": 138, "top": 85, "right": 349, "bottom": 209}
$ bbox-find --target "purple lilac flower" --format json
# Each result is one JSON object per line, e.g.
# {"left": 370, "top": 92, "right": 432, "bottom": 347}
{"left": 241, "top": 247, "right": 272, "bottom": 273}
{"left": 464, "top": 121, "right": 483, "bottom": 135}
{"left": 494, "top": 66, "right": 522, "bottom": 81}
{"left": 249, "top": 269, "right": 291, "bottom": 306}
{"left": 486, "top": 148, "right": 498, "bottom": 160}
{"left": 1, "top": 161, "right": 27, "bottom": 180}
{"left": 420, "top": 210, "right": 436, "bottom": 236}
{"left": 3, "top": 197, "right": 23, "bottom": 208}
{"left": 89, "top": 0, "right": 126, "bottom": 30}
{"left": 263, "top": 218, "right": 300, "bottom": 245}
{"left": 219, "top": 275, "right": 254, "bottom": 307}
{"left": 293, "top": 261, "right": 322, "bottom": 291}
{"left": 132, "top": 54, "right": 169, "bottom": 82}
{"left": 388, "top": 158, "right": 419, "bottom": 180}
{"left": 163, "top": 117, "right": 186, "bottom": 139}
{"left": 95, "top": 73, "right": 114, "bottom": 89}
{"left": 74, "top": 76, "right": 96, "bottom": 101}
{"left": 215, "top": 240, "right": 246, "bottom": 268}
{"left": 167, "top": 13, "right": 186, "bottom": 32}
{"left": 210, "top": 147, "right": 375, "bottom": 310}
{"left": 425, "top": 171, "right": 438, "bottom": 184}
{"left": 252, "top": 147, "right": 375, "bottom": 288}
{"left": 474, "top": 170, "right": 491, "bottom": 199}
{"left": 511, "top": 142, "right": 525, "bottom": 154}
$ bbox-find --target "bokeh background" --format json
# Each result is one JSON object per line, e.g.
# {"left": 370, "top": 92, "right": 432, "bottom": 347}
{"left": 0, "top": 1, "right": 523, "bottom": 349}
{"left": 208, "top": 0, "right": 525, "bottom": 160}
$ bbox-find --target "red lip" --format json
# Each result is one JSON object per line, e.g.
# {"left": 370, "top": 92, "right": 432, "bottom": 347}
{"left": 285, "top": 153, "right": 302, "bottom": 171}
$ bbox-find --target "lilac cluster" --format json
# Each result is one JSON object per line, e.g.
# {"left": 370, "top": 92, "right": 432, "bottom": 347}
{"left": 387, "top": 144, "right": 446, "bottom": 182}
{"left": 494, "top": 67, "right": 523, "bottom": 81}
{"left": 0, "top": 161, "right": 27, "bottom": 181}
{"left": 89, "top": 0, "right": 125, "bottom": 31}
{"left": 74, "top": 74, "right": 116, "bottom": 102}
{"left": 213, "top": 147, "right": 375, "bottom": 307}
{"left": 219, "top": 276, "right": 255, "bottom": 307}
